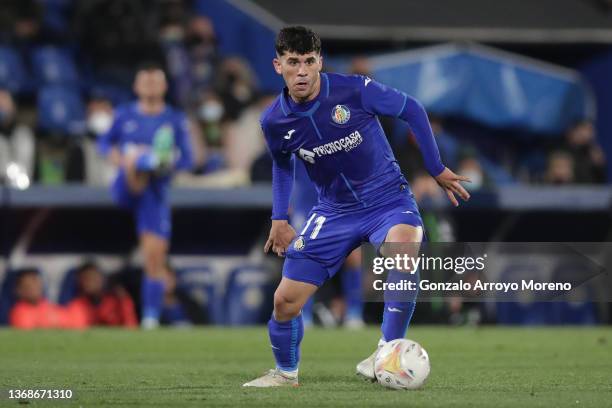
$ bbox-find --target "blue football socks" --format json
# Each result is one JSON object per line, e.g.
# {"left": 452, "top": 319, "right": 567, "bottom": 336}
{"left": 141, "top": 275, "right": 165, "bottom": 323}
{"left": 381, "top": 269, "right": 418, "bottom": 341}
{"left": 268, "top": 314, "right": 304, "bottom": 373}
{"left": 342, "top": 266, "right": 363, "bottom": 321}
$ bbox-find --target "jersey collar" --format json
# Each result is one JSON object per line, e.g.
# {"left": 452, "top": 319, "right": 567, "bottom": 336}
{"left": 280, "top": 73, "right": 329, "bottom": 117}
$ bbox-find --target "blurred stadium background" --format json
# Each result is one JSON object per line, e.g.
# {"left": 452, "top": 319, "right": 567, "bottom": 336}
{"left": 1, "top": 0, "right": 612, "bottom": 329}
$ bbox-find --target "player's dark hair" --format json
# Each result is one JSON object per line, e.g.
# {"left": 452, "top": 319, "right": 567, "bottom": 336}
{"left": 76, "top": 260, "right": 100, "bottom": 277}
{"left": 275, "top": 26, "right": 321, "bottom": 56}
{"left": 136, "top": 61, "right": 166, "bottom": 75}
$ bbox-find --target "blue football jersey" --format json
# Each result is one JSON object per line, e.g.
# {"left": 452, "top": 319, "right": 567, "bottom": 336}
{"left": 261, "top": 72, "right": 444, "bottom": 215}
{"left": 98, "top": 101, "right": 193, "bottom": 183}
{"left": 291, "top": 156, "right": 318, "bottom": 212}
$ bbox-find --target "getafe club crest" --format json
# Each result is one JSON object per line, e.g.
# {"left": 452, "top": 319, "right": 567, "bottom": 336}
{"left": 293, "top": 236, "right": 306, "bottom": 251}
{"left": 332, "top": 105, "right": 350, "bottom": 124}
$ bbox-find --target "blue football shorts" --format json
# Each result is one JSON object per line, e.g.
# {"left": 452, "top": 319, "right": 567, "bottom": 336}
{"left": 111, "top": 171, "right": 171, "bottom": 240}
{"left": 283, "top": 187, "right": 423, "bottom": 287}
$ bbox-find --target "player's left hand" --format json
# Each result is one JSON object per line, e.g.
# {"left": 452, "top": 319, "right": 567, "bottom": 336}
{"left": 434, "top": 167, "right": 471, "bottom": 207}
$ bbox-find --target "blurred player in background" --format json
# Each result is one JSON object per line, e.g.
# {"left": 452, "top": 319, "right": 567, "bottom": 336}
{"left": 244, "top": 26, "right": 469, "bottom": 387}
{"left": 98, "top": 63, "right": 193, "bottom": 329}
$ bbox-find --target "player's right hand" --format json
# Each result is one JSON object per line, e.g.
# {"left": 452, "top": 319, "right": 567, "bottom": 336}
{"left": 264, "top": 220, "right": 297, "bottom": 257}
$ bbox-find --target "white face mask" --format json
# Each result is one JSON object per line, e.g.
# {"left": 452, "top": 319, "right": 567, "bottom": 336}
{"left": 199, "top": 102, "right": 224, "bottom": 122}
{"left": 460, "top": 169, "right": 483, "bottom": 191}
{"left": 88, "top": 112, "right": 113, "bottom": 135}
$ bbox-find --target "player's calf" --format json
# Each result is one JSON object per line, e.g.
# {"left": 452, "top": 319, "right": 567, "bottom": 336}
{"left": 140, "top": 233, "right": 168, "bottom": 329}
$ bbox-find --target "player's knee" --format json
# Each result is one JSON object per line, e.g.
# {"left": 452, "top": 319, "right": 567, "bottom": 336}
{"left": 141, "top": 240, "right": 167, "bottom": 279}
{"left": 273, "top": 291, "right": 301, "bottom": 320}
{"left": 346, "top": 248, "right": 362, "bottom": 267}
{"left": 385, "top": 224, "right": 423, "bottom": 243}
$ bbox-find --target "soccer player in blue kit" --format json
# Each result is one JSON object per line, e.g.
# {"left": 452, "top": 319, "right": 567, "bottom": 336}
{"left": 98, "top": 63, "right": 193, "bottom": 329}
{"left": 243, "top": 27, "right": 470, "bottom": 387}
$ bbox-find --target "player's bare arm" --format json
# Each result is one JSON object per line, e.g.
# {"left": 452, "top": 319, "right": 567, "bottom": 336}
{"left": 264, "top": 220, "right": 297, "bottom": 257}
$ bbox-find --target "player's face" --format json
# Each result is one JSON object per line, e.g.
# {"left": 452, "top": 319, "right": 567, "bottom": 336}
{"left": 274, "top": 52, "right": 322, "bottom": 101}
{"left": 78, "top": 268, "right": 104, "bottom": 297}
{"left": 134, "top": 69, "right": 168, "bottom": 101}
{"left": 17, "top": 274, "right": 43, "bottom": 303}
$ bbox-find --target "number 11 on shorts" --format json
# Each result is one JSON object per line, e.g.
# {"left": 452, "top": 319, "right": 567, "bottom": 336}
{"left": 301, "top": 213, "right": 326, "bottom": 239}
{"left": 311, "top": 216, "right": 326, "bottom": 239}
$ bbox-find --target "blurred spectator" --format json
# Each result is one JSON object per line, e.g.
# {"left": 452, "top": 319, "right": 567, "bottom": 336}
{"left": 248, "top": 95, "right": 283, "bottom": 183}
{"left": 161, "top": 263, "right": 207, "bottom": 326}
{"left": 36, "top": 85, "right": 87, "bottom": 184}
{"left": 9, "top": 268, "right": 88, "bottom": 329}
{"left": 74, "top": 0, "right": 163, "bottom": 88}
{"left": 215, "top": 57, "right": 258, "bottom": 120}
{"left": 0, "top": 0, "right": 43, "bottom": 45}
{"left": 184, "top": 16, "right": 219, "bottom": 101}
{"left": 68, "top": 261, "right": 138, "bottom": 327}
{"left": 196, "top": 91, "right": 225, "bottom": 150}
{"left": 349, "top": 56, "right": 371, "bottom": 76}
{"left": 544, "top": 150, "right": 575, "bottom": 184}
{"left": 177, "top": 89, "right": 260, "bottom": 187}
{"left": 86, "top": 97, "right": 114, "bottom": 136}
{"left": 411, "top": 172, "right": 446, "bottom": 204}
{"left": 160, "top": 14, "right": 219, "bottom": 108}
{"left": 564, "top": 121, "right": 606, "bottom": 183}
{"left": 0, "top": 90, "right": 34, "bottom": 188}
{"left": 191, "top": 91, "right": 227, "bottom": 174}
{"left": 225, "top": 94, "right": 274, "bottom": 173}
{"left": 411, "top": 172, "right": 455, "bottom": 242}
{"left": 456, "top": 148, "right": 491, "bottom": 191}
{"left": 429, "top": 117, "right": 459, "bottom": 170}
{"left": 83, "top": 96, "right": 116, "bottom": 185}
{"left": 38, "top": 0, "right": 75, "bottom": 43}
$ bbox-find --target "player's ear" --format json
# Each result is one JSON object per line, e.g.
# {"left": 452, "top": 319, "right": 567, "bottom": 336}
{"left": 273, "top": 57, "right": 282, "bottom": 75}
{"left": 133, "top": 72, "right": 143, "bottom": 96}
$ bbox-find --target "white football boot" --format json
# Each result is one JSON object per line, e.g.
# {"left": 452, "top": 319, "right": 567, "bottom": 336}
{"left": 243, "top": 369, "right": 299, "bottom": 388}
{"left": 140, "top": 317, "right": 159, "bottom": 330}
{"left": 356, "top": 339, "right": 386, "bottom": 381}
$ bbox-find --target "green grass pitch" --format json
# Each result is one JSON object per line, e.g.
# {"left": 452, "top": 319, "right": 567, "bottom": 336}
{"left": 0, "top": 327, "right": 610, "bottom": 407}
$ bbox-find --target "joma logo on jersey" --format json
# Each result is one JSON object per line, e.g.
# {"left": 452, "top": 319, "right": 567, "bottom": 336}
{"left": 312, "top": 130, "right": 362, "bottom": 157}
